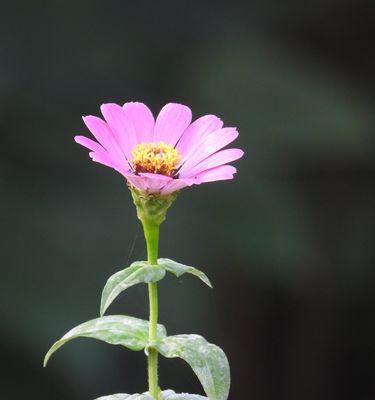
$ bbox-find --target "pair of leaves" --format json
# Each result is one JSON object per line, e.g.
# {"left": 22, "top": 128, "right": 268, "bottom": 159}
{"left": 101, "top": 259, "right": 212, "bottom": 316}
{"left": 44, "top": 318, "right": 229, "bottom": 400}
{"left": 96, "top": 390, "right": 207, "bottom": 400}
{"left": 44, "top": 259, "right": 226, "bottom": 399}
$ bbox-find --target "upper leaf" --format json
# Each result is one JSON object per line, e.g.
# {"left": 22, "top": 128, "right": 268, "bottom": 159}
{"left": 44, "top": 315, "right": 167, "bottom": 367}
{"left": 101, "top": 259, "right": 211, "bottom": 316}
{"left": 156, "top": 335, "right": 230, "bottom": 400}
{"left": 158, "top": 258, "right": 212, "bottom": 288}
{"left": 101, "top": 262, "right": 166, "bottom": 316}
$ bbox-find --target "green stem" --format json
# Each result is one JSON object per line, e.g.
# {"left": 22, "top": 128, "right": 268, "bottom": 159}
{"left": 142, "top": 219, "right": 160, "bottom": 399}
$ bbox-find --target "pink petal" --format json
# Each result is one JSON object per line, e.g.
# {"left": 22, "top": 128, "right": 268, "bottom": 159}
{"left": 178, "top": 128, "right": 239, "bottom": 175}
{"left": 195, "top": 165, "right": 237, "bottom": 183}
{"left": 123, "top": 172, "right": 173, "bottom": 194}
{"left": 89, "top": 152, "right": 127, "bottom": 174}
{"left": 139, "top": 172, "right": 172, "bottom": 181}
{"left": 154, "top": 103, "right": 192, "bottom": 146}
{"left": 75, "top": 135, "right": 130, "bottom": 174}
{"left": 123, "top": 173, "right": 149, "bottom": 192}
{"left": 74, "top": 135, "right": 106, "bottom": 154}
{"left": 180, "top": 148, "right": 244, "bottom": 178}
{"left": 100, "top": 103, "right": 137, "bottom": 160}
{"left": 139, "top": 173, "right": 172, "bottom": 193}
{"left": 123, "top": 102, "right": 155, "bottom": 144}
{"left": 82, "top": 115, "right": 127, "bottom": 166}
{"left": 176, "top": 115, "right": 223, "bottom": 157}
{"left": 160, "top": 178, "right": 196, "bottom": 194}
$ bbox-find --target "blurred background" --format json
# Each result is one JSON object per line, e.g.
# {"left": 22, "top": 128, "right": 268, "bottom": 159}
{"left": 1, "top": 1, "right": 374, "bottom": 399}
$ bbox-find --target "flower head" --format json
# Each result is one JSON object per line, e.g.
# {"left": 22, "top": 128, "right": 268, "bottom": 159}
{"left": 75, "top": 102, "right": 244, "bottom": 195}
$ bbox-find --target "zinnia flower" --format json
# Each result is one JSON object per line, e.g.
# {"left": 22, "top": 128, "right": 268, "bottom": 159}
{"left": 75, "top": 102, "right": 244, "bottom": 195}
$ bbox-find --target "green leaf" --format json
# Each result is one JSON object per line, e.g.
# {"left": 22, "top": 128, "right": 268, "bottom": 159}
{"left": 101, "top": 262, "right": 166, "bottom": 316}
{"left": 95, "top": 391, "right": 207, "bottom": 400}
{"left": 161, "top": 390, "right": 207, "bottom": 400}
{"left": 44, "top": 315, "right": 167, "bottom": 367}
{"left": 96, "top": 395, "right": 152, "bottom": 400}
{"left": 100, "top": 259, "right": 211, "bottom": 317}
{"left": 156, "top": 335, "right": 230, "bottom": 400}
{"left": 158, "top": 258, "right": 212, "bottom": 288}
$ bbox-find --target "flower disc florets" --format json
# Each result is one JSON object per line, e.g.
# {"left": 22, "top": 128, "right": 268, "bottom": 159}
{"left": 132, "top": 141, "right": 181, "bottom": 177}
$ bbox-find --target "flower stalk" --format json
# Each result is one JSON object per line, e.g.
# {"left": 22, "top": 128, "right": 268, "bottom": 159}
{"left": 132, "top": 188, "right": 179, "bottom": 400}
{"left": 142, "top": 218, "right": 160, "bottom": 399}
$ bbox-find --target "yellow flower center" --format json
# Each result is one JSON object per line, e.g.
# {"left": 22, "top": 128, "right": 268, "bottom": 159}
{"left": 131, "top": 141, "right": 181, "bottom": 177}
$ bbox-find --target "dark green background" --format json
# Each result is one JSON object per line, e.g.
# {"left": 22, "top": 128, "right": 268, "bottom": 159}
{"left": 1, "top": 1, "right": 374, "bottom": 399}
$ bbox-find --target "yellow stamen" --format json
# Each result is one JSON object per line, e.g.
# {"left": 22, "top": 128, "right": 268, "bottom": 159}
{"left": 131, "top": 141, "right": 181, "bottom": 177}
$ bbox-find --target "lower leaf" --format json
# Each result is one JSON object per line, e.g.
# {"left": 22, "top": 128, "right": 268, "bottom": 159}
{"left": 96, "top": 395, "right": 152, "bottom": 400}
{"left": 95, "top": 391, "right": 207, "bottom": 400}
{"left": 156, "top": 335, "right": 229, "bottom": 400}
{"left": 161, "top": 390, "right": 208, "bottom": 399}
{"left": 44, "top": 315, "right": 167, "bottom": 367}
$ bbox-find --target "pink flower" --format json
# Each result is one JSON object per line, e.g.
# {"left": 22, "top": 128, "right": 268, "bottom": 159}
{"left": 75, "top": 102, "right": 244, "bottom": 195}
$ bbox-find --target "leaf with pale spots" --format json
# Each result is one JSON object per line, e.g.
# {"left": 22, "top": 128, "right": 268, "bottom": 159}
{"left": 160, "top": 390, "right": 208, "bottom": 399}
{"left": 95, "top": 391, "right": 207, "bottom": 400}
{"left": 44, "top": 315, "right": 167, "bottom": 367}
{"left": 95, "top": 394, "right": 153, "bottom": 400}
{"left": 158, "top": 258, "right": 212, "bottom": 288}
{"left": 101, "top": 262, "right": 166, "bottom": 316}
{"left": 156, "top": 335, "right": 230, "bottom": 400}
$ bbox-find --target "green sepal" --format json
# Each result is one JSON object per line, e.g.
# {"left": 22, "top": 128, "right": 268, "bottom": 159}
{"left": 44, "top": 315, "right": 167, "bottom": 367}
{"left": 95, "top": 391, "right": 207, "bottom": 400}
{"left": 156, "top": 335, "right": 230, "bottom": 400}
{"left": 101, "top": 262, "right": 166, "bottom": 316}
{"left": 130, "top": 187, "right": 179, "bottom": 226}
{"left": 158, "top": 258, "right": 212, "bottom": 288}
